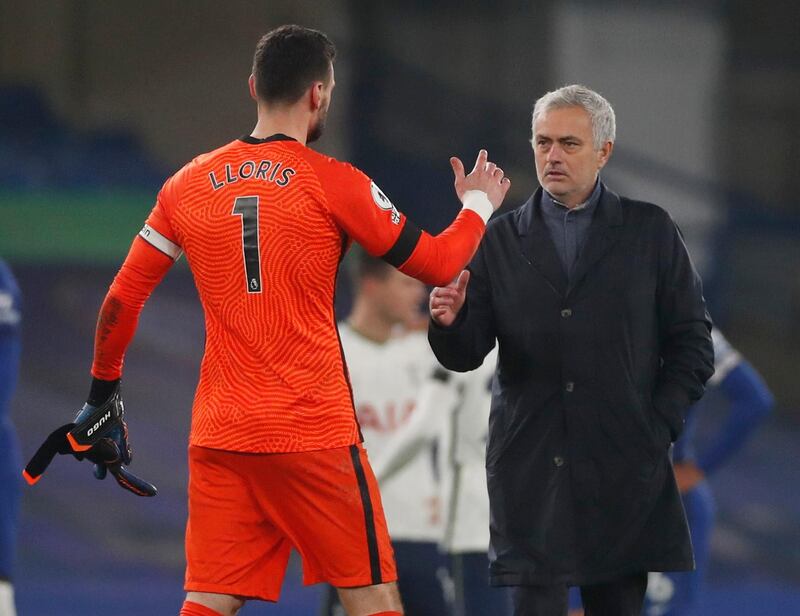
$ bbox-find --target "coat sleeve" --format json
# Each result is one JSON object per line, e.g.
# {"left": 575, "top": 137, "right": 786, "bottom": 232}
{"left": 653, "top": 213, "right": 715, "bottom": 440}
{"left": 427, "top": 241, "right": 497, "bottom": 372}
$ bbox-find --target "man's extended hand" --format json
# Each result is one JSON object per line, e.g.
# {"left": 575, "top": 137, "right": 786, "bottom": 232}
{"left": 430, "top": 269, "right": 470, "bottom": 327}
{"left": 450, "top": 149, "right": 511, "bottom": 210}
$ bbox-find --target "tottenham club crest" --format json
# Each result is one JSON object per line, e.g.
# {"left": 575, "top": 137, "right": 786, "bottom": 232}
{"left": 370, "top": 181, "right": 401, "bottom": 225}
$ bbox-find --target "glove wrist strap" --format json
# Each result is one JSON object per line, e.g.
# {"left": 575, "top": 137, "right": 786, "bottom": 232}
{"left": 87, "top": 377, "right": 121, "bottom": 407}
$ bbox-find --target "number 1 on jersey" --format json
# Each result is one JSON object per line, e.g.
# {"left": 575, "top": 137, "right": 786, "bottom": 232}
{"left": 231, "top": 196, "right": 262, "bottom": 293}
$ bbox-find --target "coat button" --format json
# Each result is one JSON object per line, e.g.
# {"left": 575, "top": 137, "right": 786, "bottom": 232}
{"left": 561, "top": 308, "right": 572, "bottom": 318}
{"left": 553, "top": 456, "right": 565, "bottom": 467}
{"left": 565, "top": 381, "right": 574, "bottom": 392}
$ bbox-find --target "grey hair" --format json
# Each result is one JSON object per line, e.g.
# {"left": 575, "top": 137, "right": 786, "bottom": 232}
{"left": 531, "top": 84, "right": 616, "bottom": 149}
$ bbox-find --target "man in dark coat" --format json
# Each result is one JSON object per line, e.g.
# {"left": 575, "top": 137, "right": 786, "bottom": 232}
{"left": 428, "top": 85, "right": 714, "bottom": 616}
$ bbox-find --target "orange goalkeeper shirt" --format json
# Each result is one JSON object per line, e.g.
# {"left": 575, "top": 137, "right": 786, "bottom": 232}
{"left": 92, "top": 134, "right": 487, "bottom": 453}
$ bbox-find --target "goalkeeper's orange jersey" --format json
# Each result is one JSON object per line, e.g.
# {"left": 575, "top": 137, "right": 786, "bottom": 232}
{"left": 92, "top": 134, "right": 487, "bottom": 453}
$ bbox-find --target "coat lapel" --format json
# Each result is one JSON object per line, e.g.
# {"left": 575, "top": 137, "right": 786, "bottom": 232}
{"left": 516, "top": 190, "right": 569, "bottom": 298}
{"left": 567, "top": 186, "right": 624, "bottom": 298}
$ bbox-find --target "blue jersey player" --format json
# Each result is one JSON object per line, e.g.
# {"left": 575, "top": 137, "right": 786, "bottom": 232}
{"left": 569, "top": 328, "right": 773, "bottom": 616}
{"left": 0, "top": 259, "right": 22, "bottom": 616}
{"left": 644, "top": 328, "right": 773, "bottom": 615}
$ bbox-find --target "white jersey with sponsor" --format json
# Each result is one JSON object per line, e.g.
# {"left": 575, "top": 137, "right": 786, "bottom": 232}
{"left": 434, "top": 347, "right": 497, "bottom": 553}
{"left": 338, "top": 322, "right": 442, "bottom": 542}
{"left": 374, "top": 346, "right": 498, "bottom": 553}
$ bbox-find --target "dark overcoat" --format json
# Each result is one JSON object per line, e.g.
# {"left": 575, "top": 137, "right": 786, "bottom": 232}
{"left": 428, "top": 185, "right": 714, "bottom": 586}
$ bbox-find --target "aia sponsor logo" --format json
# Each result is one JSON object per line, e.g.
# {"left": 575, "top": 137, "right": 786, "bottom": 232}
{"left": 357, "top": 400, "right": 415, "bottom": 432}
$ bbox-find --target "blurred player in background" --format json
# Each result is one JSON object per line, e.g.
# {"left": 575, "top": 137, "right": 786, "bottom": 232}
{"left": 644, "top": 328, "right": 773, "bottom": 615}
{"left": 424, "top": 348, "right": 513, "bottom": 616}
{"left": 569, "top": 328, "right": 774, "bottom": 616}
{"left": 0, "top": 259, "right": 22, "bottom": 616}
{"left": 375, "top": 345, "right": 513, "bottom": 616}
{"left": 322, "top": 250, "right": 448, "bottom": 615}
{"left": 25, "top": 24, "right": 509, "bottom": 616}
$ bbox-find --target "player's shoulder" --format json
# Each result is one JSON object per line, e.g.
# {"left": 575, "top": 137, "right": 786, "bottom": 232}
{"left": 302, "top": 146, "right": 368, "bottom": 181}
{"left": 337, "top": 321, "right": 358, "bottom": 345}
{"left": 706, "top": 327, "right": 742, "bottom": 387}
{"left": 397, "top": 328, "right": 431, "bottom": 351}
{"left": 337, "top": 322, "right": 384, "bottom": 355}
{"left": 397, "top": 330, "right": 440, "bottom": 370}
{"left": 711, "top": 327, "right": 734, "bottom": 351}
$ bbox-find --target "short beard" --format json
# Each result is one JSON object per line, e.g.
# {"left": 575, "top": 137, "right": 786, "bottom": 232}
{"left": 307, "top": 109, "right": 328, "bottom": 144}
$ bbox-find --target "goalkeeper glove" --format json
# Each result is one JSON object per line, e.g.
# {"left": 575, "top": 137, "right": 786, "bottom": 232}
{"left": 22, "top": 380, "right": 157, "bottom": 497}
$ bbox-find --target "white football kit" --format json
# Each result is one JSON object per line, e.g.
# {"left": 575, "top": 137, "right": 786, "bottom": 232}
{"left": 432, "top": 347, "right": 497, "bottom": 553}
{"left": 376, "top": 346, "right": 498, "bottom": 553}
{"left": 338, "top": 323, "right": 442, "bottom": 542}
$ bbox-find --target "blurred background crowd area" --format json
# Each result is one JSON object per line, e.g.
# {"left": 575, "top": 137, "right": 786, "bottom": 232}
{"left": 1, "top": 1, "right": 799, "bottom": 614}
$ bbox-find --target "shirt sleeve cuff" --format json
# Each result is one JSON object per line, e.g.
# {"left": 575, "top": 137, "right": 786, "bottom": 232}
{"left": 462, "top": 190, "right": 493, "bottom": 225}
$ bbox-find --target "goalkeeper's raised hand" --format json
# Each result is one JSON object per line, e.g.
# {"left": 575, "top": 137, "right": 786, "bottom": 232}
{"left": 23, "top": 379, "right": 157, "bottom": 497}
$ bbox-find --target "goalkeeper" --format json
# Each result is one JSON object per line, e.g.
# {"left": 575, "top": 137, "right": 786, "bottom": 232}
{"left": 21, "top": 24, "right": 509, "bottom": 616}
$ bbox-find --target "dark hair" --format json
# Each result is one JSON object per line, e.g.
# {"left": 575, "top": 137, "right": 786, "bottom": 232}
{"left": 252, "top": 25, "right": 336, "bottom": 105}
{"left": 349, "top": 247, "right": 392, "bottom": 287}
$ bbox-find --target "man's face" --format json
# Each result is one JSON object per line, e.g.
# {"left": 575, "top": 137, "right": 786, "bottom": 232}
{"left": 369, "top": 268, "right": 426, "bottom": 327}
{"left": 307, "top": 66, "right": 335, "bottom": 143}
{"left": 533, "top": 106, "right": 612, "bottom": 207}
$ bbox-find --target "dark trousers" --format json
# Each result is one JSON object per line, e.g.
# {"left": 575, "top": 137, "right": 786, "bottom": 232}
{"left": 449, "top": 552, "right": 512, "bottom": 616}
{"left": 512, "top": 572, "right": 648, "bottom": 616}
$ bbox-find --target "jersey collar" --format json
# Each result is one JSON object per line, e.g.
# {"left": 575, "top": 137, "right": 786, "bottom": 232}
{"left": 239, "top": 133, "right": 298, "bottom": 144}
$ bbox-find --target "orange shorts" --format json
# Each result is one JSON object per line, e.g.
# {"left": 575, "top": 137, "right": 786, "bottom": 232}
{"left": 184, "top": 443, "right": 396, "bottom": 601}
